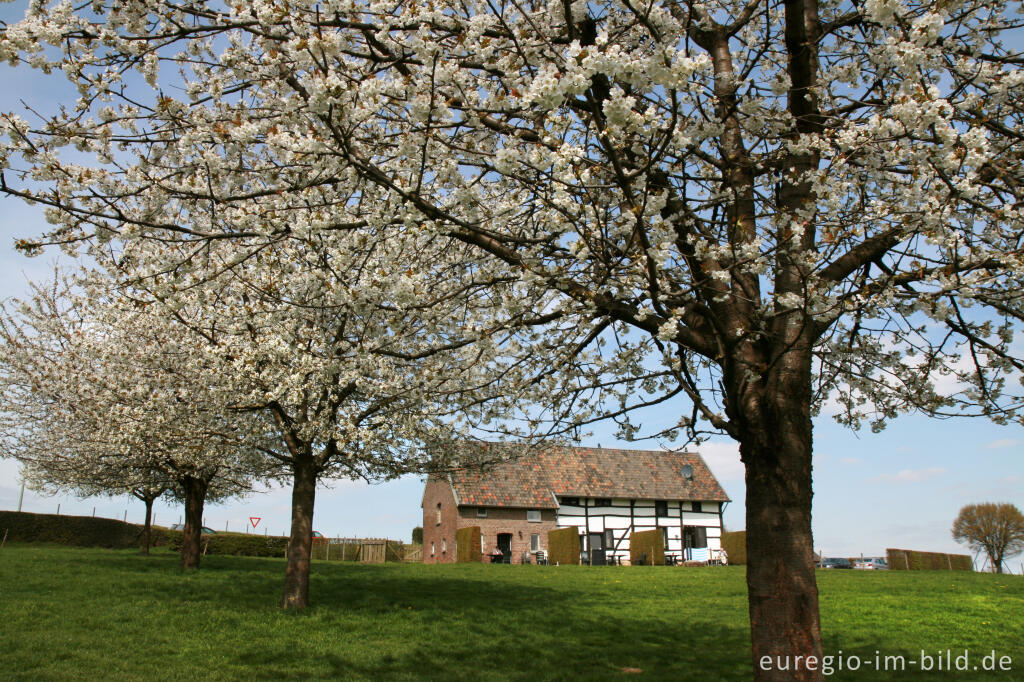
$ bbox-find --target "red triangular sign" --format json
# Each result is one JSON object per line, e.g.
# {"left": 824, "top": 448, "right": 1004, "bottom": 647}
{"left": 249, "top": 516, "right": 261, "bottom": 528}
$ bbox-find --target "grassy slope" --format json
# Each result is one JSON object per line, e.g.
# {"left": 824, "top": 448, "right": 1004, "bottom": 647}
{"left": 0, "top": 546, "right": 1020, "bottom": 680}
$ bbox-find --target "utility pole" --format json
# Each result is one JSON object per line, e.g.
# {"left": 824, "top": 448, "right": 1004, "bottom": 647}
{"left": 17, "top": 478, "right": 25, "bottom": 512}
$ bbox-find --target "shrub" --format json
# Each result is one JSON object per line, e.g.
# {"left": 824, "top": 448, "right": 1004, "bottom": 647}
{"left": 0, "top": 511, "right": 141, "bottom": 549}
{"left": 456, "top": 526, "right": 481, "bottom": 563}
{"left": 166, "top": 530, "right": 289, "bottom": 557}
{"left": 886, "top": 549, "right": 973, "bottom": 571}
{"left": 629, "top": 530, "right": 664, "bottom": 566}
{"left": 547, "top": 527, "right": 580, "bottom": 565}
{"left": 720, "top": 530, "right": 746, "bottom": 565}
{"left": 411, "top": 526, "right": 423, "bottom": 545}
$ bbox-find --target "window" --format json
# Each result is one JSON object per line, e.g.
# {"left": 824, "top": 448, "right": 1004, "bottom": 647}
{"left": 477, "top": 507, "right": 487, "bottom": 518}
{"left": 435, "top": 502, "right": 442, "bottom": 525}
{"left": 655, "top": 500, "right": 669, "bottom": 517}
{"left": 661, "top": 527, "right": 669, "bottom": 547}
{"left": 692, "top": 501, "right": 703, "bottom": 513}
{"left": 561, "top": 496, "right": 580, "bottom": 506}
{"left": 527, "top": 509, "right": 541, "bottom": 522}
{"left": 604, "top": 529, "right": 614, "bottom": 548}
{"left": 442, "top": 538, "right": 447, "bottom": 554}
{"left": 594, "top": 498, "right": 611, "bottom": 507}
{"left": 530, "top": 533, "right": 540, "bottom": 551}
{"left": 430, "top": 542, "right": 435, "bottom": 557}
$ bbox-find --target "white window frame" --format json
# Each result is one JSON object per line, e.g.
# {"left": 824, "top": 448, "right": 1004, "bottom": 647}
{"left": 530, "top": 533, "right": 540, "bottom": 551}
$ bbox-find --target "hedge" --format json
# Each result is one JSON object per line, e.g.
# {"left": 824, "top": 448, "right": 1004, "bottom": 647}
{"left": 547, "top": 527, "right": 580, "bottom": 565}
{"left": 629, "top": 529, "right": 664, "bottom": 565}
{"left": 0, "top": 511, "right": 144, "bottom": 548}
{"left": 721, "top": 530, "right": 746, "bottom": 565}
{"left": 886, "top": 548, "right": 973, "bottom": 571}
{"left": 166, "top": 530, "right": 289, "bottom": 557}
{"left": 455, "top": 526, "right": 481, "bottom": 563}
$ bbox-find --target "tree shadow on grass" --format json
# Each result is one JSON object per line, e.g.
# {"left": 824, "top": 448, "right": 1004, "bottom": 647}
{"left": 234, "top": 615, "right": 752, "bottom": 681}
{"left": 45, "top": 551, "right": 755, "bottom": 678}
{"left": 228, "top": 566, "right": 753, "bottom": 680}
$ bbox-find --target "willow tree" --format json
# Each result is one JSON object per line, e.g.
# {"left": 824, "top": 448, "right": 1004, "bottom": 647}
{"left": 3, "top": 0, "right": 1024, "bottom": 677}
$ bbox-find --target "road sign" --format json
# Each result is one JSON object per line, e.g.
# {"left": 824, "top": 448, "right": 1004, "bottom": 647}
{"left": 249, "top": 516, "right": 261, "bottom": 528}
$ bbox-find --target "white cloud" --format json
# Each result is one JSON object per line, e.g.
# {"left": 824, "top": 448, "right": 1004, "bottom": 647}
{"left": 873, "top": 467, "right": 946, "bottom": 483}
{"left": 985, "top": 438, "right": 1020, "bottom": 449}
{"left": 697, "top": 440, "right": 743, "bottom": 482}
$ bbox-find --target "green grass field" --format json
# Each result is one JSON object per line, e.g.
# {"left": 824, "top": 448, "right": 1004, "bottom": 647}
{"left": 0, "top": 546, "right": 1021, "bottom": 680}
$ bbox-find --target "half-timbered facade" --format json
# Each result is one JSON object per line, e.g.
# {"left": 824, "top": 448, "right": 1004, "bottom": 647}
{"left": 422, "top": 445, "right": 730, "bottom": 565}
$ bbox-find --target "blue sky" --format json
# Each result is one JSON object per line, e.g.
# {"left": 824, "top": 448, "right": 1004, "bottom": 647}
{"left": 0, "top": 3, "right": 1021, "bottom": 569}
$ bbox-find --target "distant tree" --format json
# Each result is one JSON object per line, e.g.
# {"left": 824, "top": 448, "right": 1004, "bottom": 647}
{"left": 952, "top": 503, "right": 1024, "bottom": 574}
{"left": 412, "top": 527, "right": 423, "bottom": 545}
{"left": 0, "top": 276, "right": 264, "bottom": 568}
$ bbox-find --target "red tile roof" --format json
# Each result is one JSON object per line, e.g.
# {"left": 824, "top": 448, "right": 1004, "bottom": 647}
{"left": 444, "top": 444, "right": 730, "bottom": 509}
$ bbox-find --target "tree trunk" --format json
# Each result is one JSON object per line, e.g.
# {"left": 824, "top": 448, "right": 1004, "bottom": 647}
{"left": 736, "top": 352, "right": 824, "bottom": 681}
{"left": 141, "top": 496, "right": 154, "bottom": 556}
{"left": 181, "top": 475, "right": 208, "bottom": 571}
{"left": 281, "top": 457, "right": 317, "bottom": 609}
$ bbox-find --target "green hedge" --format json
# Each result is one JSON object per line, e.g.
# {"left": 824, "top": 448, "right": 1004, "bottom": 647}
{"left": 547, "top": 527, "right": 580, "bottom": 565}
{"left": 721, "top": 530, "right": 746, "bottom": 565}
{"left": 886, "top": 548, "right": 973, "bottom": 571}
{"left": 166, "top": 530, "right": 289, "bottom": 557}
{"left": 0, "top": 511, "right": 143, "bottom": 548}
{"left": 456, "top": 526, "right": 481, "bottom": 563}
{"left": 629, "top": 529, "right": 664, "bottom": 566}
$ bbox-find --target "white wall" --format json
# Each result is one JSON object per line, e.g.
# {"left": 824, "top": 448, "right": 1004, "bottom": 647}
{"left": 554, "top": 497, "right": 724, "bottom": 560}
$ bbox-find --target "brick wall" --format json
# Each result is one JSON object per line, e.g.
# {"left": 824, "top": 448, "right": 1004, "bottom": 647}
{"left": 422, "top": 475, "right": 458, "bottom": 563}
{"left": 464, "top": 506, "right": 557, "bottom": 564}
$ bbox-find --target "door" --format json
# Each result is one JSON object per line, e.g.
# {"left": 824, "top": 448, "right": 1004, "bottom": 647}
{"left": 497, "top": 533, "right": 513, "bottom": 564}
{"left": 683, "top": 526, "right": 707, "bottom": 560}
{"left": 588, "top": 532, "right": 606, "bottom": 566}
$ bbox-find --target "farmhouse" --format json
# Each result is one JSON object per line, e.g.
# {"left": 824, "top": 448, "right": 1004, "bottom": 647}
{"left": 422, "top": 444, "right": 729, "bottom": 565}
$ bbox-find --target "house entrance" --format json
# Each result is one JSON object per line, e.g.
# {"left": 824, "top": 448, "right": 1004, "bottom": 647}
{"left": 683, "top": 526, "right": 708, "bottom": 560}
{"left": 497, "top": 533, "right": 513, "bottom": 564}
{"left": 588, "top": 532, "right": 606, "bottom": 566}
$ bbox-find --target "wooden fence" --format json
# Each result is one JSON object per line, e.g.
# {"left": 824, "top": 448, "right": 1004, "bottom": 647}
{"left": 310, "top": 537, "right": 421, "bottom": 563}
{"left": 886, "top": 548, "right": 972, "bottom": 571}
